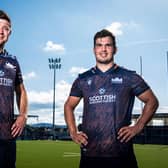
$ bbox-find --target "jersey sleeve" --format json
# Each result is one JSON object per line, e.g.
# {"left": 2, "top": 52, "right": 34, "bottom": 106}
{"left": 69, "top": 77, "right": 83, "bottom": 97}
{"left": 15, "top": 59, "right": 23, "bottom": 86}
{"left": 131, "top": 73, "right": 150, "bottom": 96}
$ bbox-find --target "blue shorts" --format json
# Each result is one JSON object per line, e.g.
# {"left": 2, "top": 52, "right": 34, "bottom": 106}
{"left": 0, "top": 140, "right": 16, "bottom": 168}
{"left": 79, "top": 155, "right": 138, "bottom": 168}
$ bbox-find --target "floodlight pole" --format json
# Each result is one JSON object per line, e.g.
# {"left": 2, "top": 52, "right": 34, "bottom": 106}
{"left": 48, "top": 58, "right": 61, "bottom": 140}
{"left": 167, "top": 52, "right": 168, "bottom": 79}
{"left": 166, "top": 52, "right": 168, "bottom": 99}
{"left": 140, "top": 56, "right": 143, "bottom": 111}
{"left": 140, "top": 56, "right": 147, "bottom": 143}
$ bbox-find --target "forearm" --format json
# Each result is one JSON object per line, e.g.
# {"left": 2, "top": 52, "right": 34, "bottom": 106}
{"left": 64, "top": 102, "right": 88, "bottom": 145}
{"left": 118, "top": 95, "right": 158, "bottom": 142}
{"left": 12, "top": 84, "right": 28, "bottom": 137}
{"left": 135, "top": 97, "right": 159, "bottom": 130}
{"left": 64, "top": 105, "right": 78, "bottom": 135}
{"left": 18, "top": 91, "right": 28, "bottom": 118}
{"left": 16, "top": 84, "right": 28, "bottom": 118}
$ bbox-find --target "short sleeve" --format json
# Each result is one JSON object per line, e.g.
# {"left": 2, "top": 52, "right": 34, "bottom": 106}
{"left": 15, "top": 59, "right": 23, "bottom": 86}
{"left": 70, "top": 77, "right": 83, "bottom": 97}
{"left": 131, "top": 73, "right": 150, "bottom": 96}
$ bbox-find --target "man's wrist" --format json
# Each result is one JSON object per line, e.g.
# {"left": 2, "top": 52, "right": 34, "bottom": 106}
{"left": 135, "top": 121, "right": 145, "bottom": 132}
{"left": 19, "top": 113, "right": 28, "bottom": 119}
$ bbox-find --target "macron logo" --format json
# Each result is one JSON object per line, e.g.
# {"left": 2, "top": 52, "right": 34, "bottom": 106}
{"left": 111, "top": 77, "right": 123, "bottom": 84}
{"left": 5, "top": 62, "right": 16, "bottom": 70}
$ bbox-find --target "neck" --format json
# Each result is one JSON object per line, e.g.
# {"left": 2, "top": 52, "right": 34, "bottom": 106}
{"left": 96, "top": 62, "right": 114, "bottom": 72}
{"left": 0, "top": 45, "right": 4, "bottom": 53}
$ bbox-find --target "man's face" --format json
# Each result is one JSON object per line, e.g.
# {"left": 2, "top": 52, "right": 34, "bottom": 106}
{"left": 0, "top": 19, "right": 11, "bottom": 47}
{"left": 93, "top": 36, "right": 116, "bottom": 64}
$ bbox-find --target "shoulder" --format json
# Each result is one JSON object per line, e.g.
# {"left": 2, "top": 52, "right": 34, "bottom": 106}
{"left": 3, "top": 50, "right": 17, "bottom": 60}
{"left": 78, "top": 67, "right": 96, "bottom": 79}
{"left": 117, "top": 66, "right": 143, "bottom": 81}
{"left": 117, "top": 66, "right": 136, "bottom": 74}
{"left": 3, "top": 50, "right": 20, "bottom": 65}
{"left": 4, "top": 50, "right": 20, "bottom": 67}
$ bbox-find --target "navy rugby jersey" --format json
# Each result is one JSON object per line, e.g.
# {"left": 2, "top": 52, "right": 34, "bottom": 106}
{"left": 70, "top": 64, "right": 150, "bottom": 157}
{"left": 0, "top": 50, "right": 23, "bottom": 140}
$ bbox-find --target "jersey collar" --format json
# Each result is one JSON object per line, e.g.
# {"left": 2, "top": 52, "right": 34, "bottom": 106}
{"left": 94, "top": 63, "right": 118, "bottom": 74}
{"left": 0, "top": 49, "right": 8, "bottom": 57}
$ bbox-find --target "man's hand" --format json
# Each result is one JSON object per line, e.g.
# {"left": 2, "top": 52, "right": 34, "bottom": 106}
{"left": 11, "top": 115, "right": 27, "bottom": 138}
{"left": 70, "top": 131, "right": 88, "bottom": 146}
{"left": 117, "top": 125, "right": 143, "bottom": 143}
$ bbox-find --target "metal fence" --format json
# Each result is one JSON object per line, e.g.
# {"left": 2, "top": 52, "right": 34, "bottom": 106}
{"left": 133, "top": 126, "right": 168, "bottom": 145}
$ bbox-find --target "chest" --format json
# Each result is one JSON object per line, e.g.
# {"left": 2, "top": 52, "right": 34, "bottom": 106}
{"left": 0, "top": 59, "right": 16, "bottom": 87}
{"left": 80, "top": 75, "right": 132, "bottom": 98}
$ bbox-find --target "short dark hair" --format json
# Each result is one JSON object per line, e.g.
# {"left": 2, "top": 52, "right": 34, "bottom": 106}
{"left": 0, "top": 10, "right": 11, "bottom": 25}
{"left": 94, "top": 29, "right": 116, "bottom": 48}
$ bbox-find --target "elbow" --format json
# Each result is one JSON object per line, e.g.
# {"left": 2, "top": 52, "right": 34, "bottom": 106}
{"left": 152, "top": 97, "right": 159, "bottom": 112}
{"left": 64, "top": 101, "right": 68, "bottom": 115}
{"left": 155, "top": 98, "right": 159, "bottom": 110}
{"left": 64, "top": 100, "right": 75, "bottom": 112}
{"left": 64, "top": 101, "right": 73, "bottom": 116}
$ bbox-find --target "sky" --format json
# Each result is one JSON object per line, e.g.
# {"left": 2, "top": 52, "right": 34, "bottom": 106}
{"left": 1, "top": 0, "right": 168, "bottom": 125}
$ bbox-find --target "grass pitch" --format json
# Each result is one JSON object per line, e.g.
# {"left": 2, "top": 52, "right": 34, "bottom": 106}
{"left": 16, "top": 140, "right": 168, "bottom": 168}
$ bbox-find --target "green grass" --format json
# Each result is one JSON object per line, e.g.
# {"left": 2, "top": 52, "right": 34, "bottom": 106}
{"left": 135, "top": 144, "right": 168, "bottom": 168}
{"left": 16, "top": 140, "right": 168, "bottom": 168}
{"left": 17, "top": 140, "right": 80, "bottom": 168}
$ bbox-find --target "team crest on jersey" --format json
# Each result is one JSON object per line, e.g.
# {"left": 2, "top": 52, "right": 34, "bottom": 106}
{"left": 111, "top": 77, "right": 123, "bottom": 84}
{"left": 87, "top": 79, "right": 92, "bottom": 85}
{"left": 99, "top": 88, "right": 106, "bottom": 95}
{"left": 0, "top": 70, "right": 4, "bottom": 77}
{"left": 5, "top": 62, "right": 16, "bottom": 70}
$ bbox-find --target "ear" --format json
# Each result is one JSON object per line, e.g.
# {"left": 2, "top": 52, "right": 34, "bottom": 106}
{"left": 93, "top": 47, "right": 96, "bottom": 53}
{"left": 9, "top": 29, "right": 12, "bottom": 36}
{"left": 114, "top": 47, "right": 117, "bottom": 55}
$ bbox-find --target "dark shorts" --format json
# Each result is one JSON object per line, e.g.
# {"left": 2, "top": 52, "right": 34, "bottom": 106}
{"left": 79, "top": 155, "right": 138, "bottom": 168}
{"left": 0, "top": 140, "right": 16, "bottom": 168}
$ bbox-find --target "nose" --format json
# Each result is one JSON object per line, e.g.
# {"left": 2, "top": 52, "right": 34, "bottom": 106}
{"left": 102, "top": 45, "right": 107, "bottom": 51}
{"left": 0, "top": 27, "right": 3, "bottom": 34}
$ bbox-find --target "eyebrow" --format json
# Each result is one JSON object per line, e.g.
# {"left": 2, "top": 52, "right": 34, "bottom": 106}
{"left": 95, "top": 43, "right": 113, "bottom": 46}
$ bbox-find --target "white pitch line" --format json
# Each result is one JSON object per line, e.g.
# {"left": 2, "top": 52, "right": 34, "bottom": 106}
{"left": 63, "top": 152, "right": 80, "bottom": 157}
{"left": 63, "top": 155, "right": 80, "bottom": 157}
{"left": 64, "top": 152, "right": 80, "bottom": 154}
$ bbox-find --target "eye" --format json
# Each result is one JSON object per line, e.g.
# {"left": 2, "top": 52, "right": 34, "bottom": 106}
{"left": 1, "top": 26, "right": 11, "bottom": 33}
{"left": 95, "top": 44, "right": 102, "bottom": 47}
{"left": 106, "top": 43, "right": 113, "bottom": 47}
